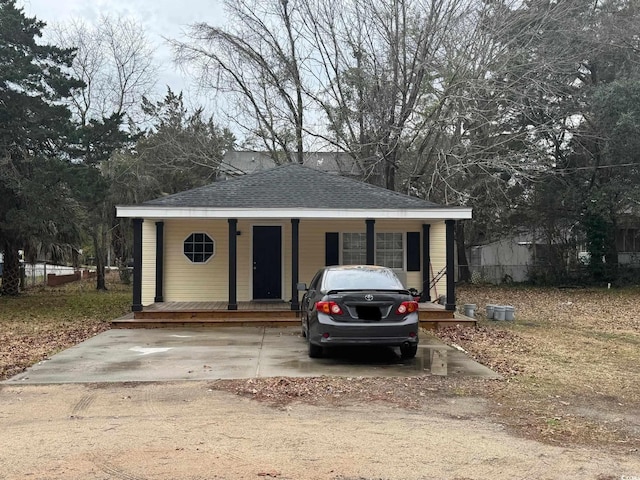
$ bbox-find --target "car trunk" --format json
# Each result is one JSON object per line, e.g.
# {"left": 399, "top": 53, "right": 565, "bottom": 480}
{"left": 331, "top": 292, "right": 405, "bottom": 321}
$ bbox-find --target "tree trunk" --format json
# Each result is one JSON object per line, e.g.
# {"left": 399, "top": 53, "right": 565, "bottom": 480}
{"left": 456, "top": 222, "right": 471, "bottom": 283}
{"left": 1, "top": 243, "right": 21, "bottom": 296}
{"left": 92, "top": 230, "right": 107, "bottom": 291}
{"left": 385, "top": 155, "right": 396, "bottom": 191}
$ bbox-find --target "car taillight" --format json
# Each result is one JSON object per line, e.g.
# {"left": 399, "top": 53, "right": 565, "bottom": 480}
{"left": 396, "top": 301, "right": 419, "bottom": 314}
{"left": 316, "top": 301, "right": 343, "bottom": 315}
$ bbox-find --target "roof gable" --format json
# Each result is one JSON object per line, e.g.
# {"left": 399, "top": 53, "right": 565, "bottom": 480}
{"left": 143, "top": 163, "right": 442, "bottom": 210}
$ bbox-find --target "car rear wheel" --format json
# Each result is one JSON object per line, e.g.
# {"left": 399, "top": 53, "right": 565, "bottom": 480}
{"left": 308, "top": 338, "right": 323, "bottom": 358}
{"left": 400, "top": 344, "right": 418, "bottom": 359}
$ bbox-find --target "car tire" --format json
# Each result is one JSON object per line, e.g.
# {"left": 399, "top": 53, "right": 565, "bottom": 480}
{"left": 400, "top": 344, "right": 418, "bottom": 359}
{"left": 308, "top": 339, "right": 323, "bottom": 358}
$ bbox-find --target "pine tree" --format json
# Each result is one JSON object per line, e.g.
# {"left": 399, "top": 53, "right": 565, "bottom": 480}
{"left": 0, "top": 0, "right": 83, "bottom": 295}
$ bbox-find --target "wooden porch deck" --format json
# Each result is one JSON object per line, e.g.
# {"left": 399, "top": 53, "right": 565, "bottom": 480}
{"left": 113, "top": 301, "right": 476, "bottom": 330}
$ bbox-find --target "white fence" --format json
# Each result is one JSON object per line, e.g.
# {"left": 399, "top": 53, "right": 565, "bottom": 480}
{"left": 21, "top": 263, "right": 76, "bottom": 288}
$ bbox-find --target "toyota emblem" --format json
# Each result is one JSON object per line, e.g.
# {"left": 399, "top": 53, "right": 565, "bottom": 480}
{"left": 364, "top": 294, "right": 374, "bottom": 301}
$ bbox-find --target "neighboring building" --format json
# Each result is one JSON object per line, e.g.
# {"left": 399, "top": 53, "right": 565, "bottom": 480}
{"left": 220, "top": 151, "right": 362, "bottom": 179}
{"left": 117, "top": 163, "right": 472, "bottom": 313}
{"left": 469, "top": 233, "right": 558, "bottom": 283}
{"left": 615, "top": 217, "right": 640, "bottom": 266}
{"left": 472, "top": 222, "right": 640, "bottom": 285}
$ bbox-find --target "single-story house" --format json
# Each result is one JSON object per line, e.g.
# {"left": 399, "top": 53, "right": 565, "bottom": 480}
{"left": 116, "top": 164, "right": 472, "bottom": 314}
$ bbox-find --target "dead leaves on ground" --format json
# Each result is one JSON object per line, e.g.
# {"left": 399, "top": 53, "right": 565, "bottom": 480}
{"left": 211, "top": 375, "right": 479, "bottom": 411}
{"left": 0, "top": 323, "right": 110, "bottom": 379}
{"left": 433, "top": 325, "right": 528, "bottom": 377}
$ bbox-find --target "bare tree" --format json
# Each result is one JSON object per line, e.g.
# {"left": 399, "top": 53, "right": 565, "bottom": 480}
{"left": 171, "top": 0, "right": 308, "bottom": 164}
{"left": 298, "top": 0, "right": 485, "bottom": 190}
{"left": 51, "top": 14, "right": 158, "bottom": 126}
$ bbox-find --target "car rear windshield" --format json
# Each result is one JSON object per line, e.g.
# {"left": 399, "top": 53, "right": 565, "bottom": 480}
{"left": 323, "top": 268, "right": 405, "bottom": 291}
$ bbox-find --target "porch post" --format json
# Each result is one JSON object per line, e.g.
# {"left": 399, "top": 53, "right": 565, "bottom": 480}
{"left": 132, "top": 218, "right": 143, "bottom": 312}
{"left": 366, "top": 219, "right": 375, "bottom": 265}
{"left": 421, "top": 223, "right": 431, "bottom": 302}
{"left": 228, "top": 218, "right": 238, "bottom": 310}
{"left": 445, "top": 219, "right": 456, "bottom": 311}
{"left": 291, "top": 218, "right": 300, "bottom": 311}
{"left": 154, "top": 221, "right": 164, "bottom": 303}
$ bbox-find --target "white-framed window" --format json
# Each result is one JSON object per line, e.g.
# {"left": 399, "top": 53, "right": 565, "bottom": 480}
{"left": 342, "top": 232, "right": 367, "bottom": 265}
{"left": 341, "top": 232, "right": 404, "bottom": 269}
{"left": 376, "top": 232, "right": 404, "bottom": 269}
{"left": 183, "top": 233, "right": 215, "bottom": 263}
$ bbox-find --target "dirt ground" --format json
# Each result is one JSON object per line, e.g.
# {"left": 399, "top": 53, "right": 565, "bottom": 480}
{"left": 1, "top": 381, "right": 639, "bottom": 480}
{"left": 1, "top": 283, "right": 639, "bottom": 479}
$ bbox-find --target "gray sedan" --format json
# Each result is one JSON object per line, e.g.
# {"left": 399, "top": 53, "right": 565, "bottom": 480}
{"left": 298, "top": 265, "right": 419, "bottom": 359}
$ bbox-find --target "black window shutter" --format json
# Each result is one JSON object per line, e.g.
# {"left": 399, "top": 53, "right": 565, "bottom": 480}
{"left": 325, "top": 232, "right": 339, "bottom": 266}
{"left": 407, "top": 232, "right": 421, "bottom": 271}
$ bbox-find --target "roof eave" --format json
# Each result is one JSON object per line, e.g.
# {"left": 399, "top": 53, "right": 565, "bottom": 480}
{"left": 116, "top": 206, "right": 473, "bottom": 220}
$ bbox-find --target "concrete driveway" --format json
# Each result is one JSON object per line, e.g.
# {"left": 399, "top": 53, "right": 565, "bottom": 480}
{"left": 3, "top": 327, "right": 499, "bottom": 384}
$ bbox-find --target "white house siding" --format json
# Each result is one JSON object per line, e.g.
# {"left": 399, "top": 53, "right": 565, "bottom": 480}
{"left": 163, "top": 220, "right": 229, "bottom": 302}
{"left": 141, "top": 220, "right": 157, "bottom": 306}
{"left": 236, "top": 219, "right": 252, "bottom": 301}
{"left": 429, "top": 222, "right": 447, "bottom": 299}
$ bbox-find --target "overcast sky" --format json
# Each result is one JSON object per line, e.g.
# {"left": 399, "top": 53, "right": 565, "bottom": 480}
{"left": 19, "top": 0, "right": 227, "bottom": 109}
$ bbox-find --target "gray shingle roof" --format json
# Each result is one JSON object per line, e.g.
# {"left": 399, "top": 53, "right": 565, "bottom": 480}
{"left": 143, "top": 163, "right": 443, "bottom": 210}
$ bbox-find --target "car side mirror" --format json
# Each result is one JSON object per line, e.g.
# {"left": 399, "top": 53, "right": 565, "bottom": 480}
{"left": 296, "top": 282, "right": 308, "bottom": 291}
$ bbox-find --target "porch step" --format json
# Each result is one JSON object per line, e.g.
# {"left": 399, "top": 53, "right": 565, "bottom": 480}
{"left": 132, "top": 309, "right": 299, "bottom": 321}
{"left": 112, "top": 317, "right": 300, "bottom": 329}
{"left": 418, "top": 307, "right": 455, "bottom": 321}
{"left": 113, "top": 317, "right": 475, "bottom": 330}
{"left": 113, "top": 306, "right": 474, "bottom": 329}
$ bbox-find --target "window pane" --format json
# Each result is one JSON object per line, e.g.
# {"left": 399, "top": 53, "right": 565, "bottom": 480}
{"left": 344, "top": 250, "right": 366, "bottom": 265}
{"left": 376, "top": 233, "right": 403, "bottom": 269}
{"left": 343, "top": 233, "right": 366, "bottom": 265}
{"left": 184, "top": 233, "right": 214, "bottom": 263}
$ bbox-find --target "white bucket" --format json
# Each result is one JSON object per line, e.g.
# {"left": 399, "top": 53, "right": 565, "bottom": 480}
{"left": 504, "top": 305, "right": 515, "bottom": 321}
{"left": 486, "top": 304, "right": 496, "bottom": 320}
{"left": 463, "top": 304, "right": 477, "bottom": 317}
{"left": 493, "top": 305, "right": 506, "bottom": 321}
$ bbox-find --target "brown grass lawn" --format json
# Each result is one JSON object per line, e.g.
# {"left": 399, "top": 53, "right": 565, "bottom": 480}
{"left": 0, "top": 274, "right": 130, "bottom": 380}
{"left": 447, "top": 284, "right": 640, "bottom": 450}
{"left": 0, "top": 279, "right": 638, "bottom": 450}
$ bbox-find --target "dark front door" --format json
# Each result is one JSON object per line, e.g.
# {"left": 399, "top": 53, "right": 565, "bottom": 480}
{"left": 252, "top": 226, "right": 282, "bottom": 300}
